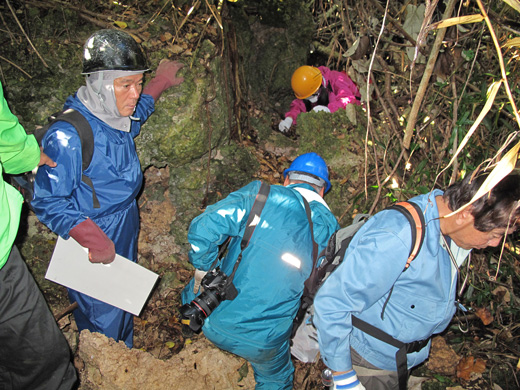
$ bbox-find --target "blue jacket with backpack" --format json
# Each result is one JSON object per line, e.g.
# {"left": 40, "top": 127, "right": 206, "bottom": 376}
{"left": 182, "top": 180, "right": 339, "bottom": 388}
{"left": 314, "top": 190, "right": 470, "bottom": 373}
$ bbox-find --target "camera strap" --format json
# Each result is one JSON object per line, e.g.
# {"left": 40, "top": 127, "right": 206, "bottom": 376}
{"left": 301, "top": 197, "right": 318, "bottom": 269}
{"left": 227, "top": 181, "right": 271, "bottom": 282}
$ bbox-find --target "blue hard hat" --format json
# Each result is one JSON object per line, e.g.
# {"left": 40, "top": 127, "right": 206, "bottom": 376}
{"left": 283, "top": 152, "right": 331, "bottom": 193}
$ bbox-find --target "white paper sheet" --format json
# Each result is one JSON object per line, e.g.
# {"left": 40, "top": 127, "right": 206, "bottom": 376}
{"left": 45, "top": 236, "right": 159, "bottom": 316}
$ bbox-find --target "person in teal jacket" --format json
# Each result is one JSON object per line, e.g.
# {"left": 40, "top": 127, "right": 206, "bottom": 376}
{"left": 32, "top": 29, "right": 184, "bottom": 348}
{"left": 0, "top": 81, "right": 77, "bottom": 389}
{"left": 314, "top": 171, "right": 520, "bottom": 390}
{"left": 181, "top": 152, "right": 340, "bottom": 389}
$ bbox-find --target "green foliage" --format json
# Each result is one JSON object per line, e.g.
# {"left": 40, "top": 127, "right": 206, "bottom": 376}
{"left": 295, "top": 106, "right": 369, "bottom": 221}
{"left": 136, "top": 42, "right": 229, "bottom": 168}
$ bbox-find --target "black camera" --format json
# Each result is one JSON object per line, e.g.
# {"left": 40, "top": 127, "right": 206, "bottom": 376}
{"left": 179, "top": 268, "right": 238, "bottom": 332}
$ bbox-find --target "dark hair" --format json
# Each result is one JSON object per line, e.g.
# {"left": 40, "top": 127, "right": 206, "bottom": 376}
{"left": 443, "top": 171, "right": 520, "bottom": 232}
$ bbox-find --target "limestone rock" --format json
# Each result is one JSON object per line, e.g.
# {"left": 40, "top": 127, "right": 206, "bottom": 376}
{"left": 426, "top": 336, "right": 461, "bottom": 376}
{"left": 78, "top": 330, "right": 255, "bottom": 390}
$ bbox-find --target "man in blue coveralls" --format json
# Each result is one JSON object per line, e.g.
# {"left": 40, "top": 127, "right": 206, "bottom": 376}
{"left": 181, "top": 152, "right": 340, "bottom": 389}
{"left": 32, "top": 29, "right": 184, "bottom": 348}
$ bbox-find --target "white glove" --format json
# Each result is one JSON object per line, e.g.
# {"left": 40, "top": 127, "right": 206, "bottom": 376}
{"left": 278, "top": 117, "right": 293, "bottom": 132}
{"left": 312, "top": 105, "right": 331, "bottom": 113}
{"left": 192, "top": 269, "right": 208, "bottom": 294}
{"left": 332, "top": 370, "right": 366, "bottom": 390}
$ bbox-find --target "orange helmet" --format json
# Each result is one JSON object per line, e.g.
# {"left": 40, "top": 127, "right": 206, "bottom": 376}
{"left": 291, "top": 66, "right": 323, "bottom": 99}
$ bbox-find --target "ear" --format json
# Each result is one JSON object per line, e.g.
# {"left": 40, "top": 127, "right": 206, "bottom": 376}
{"left": 283, "top": 176, "right": 290, "bottom": 186}
{"left": 319, "top": 187, "right": 325, "bottom": 198}
{"left": 455, "top": 206, "right": 475, "bottom": 226}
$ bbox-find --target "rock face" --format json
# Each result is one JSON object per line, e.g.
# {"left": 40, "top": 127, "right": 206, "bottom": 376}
{"left": 78, "top": 330, "right": 256, "bottom": 390}
{"left": 426, "top": 336, "right": 461, "bottom": 376}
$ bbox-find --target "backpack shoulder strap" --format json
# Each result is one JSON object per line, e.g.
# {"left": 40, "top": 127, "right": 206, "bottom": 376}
{"left": 36, "top": 109, "right": 99, "bottom": 208}
{"left": 387, "top": 201, "right": 425, "bottom": 271}
{"left": 37, "top": 109, "right": 94, "bottom": 172}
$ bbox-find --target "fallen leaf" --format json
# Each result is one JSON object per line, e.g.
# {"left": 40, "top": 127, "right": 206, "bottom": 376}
{"left": 457, "top": 356, "right": 486, "bottom": 380}
{"left": 492, "top": 286, "right": 511, "bottom": 303}
{"left": 114, "top": 21, "right": 128, "bottom": 29}
{"left": 169, "top": 44, "right": 185, "bottom": 54}
{"left": 475, "top": 307, "right": 493, "bottom": 325}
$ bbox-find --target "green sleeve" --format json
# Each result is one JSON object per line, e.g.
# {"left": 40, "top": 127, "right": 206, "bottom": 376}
{"left": 0, "top": 82, "right": 40, "bottom": 174}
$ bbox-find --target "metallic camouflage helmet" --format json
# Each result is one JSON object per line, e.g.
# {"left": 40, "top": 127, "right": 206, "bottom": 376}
{"left": 82, "top": 29, "right": 149, "bottom": 74}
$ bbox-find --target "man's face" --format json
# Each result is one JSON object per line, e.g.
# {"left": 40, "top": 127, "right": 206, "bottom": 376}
{"left": 114, "top": 74, "right": 144, "bottom": 117}
{"left": 449, "top": 212, "right": 506, "bottom": 250}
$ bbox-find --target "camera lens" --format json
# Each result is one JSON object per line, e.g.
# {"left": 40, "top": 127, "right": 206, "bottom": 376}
{"left": 179, "top": 303, "right": 205, "bottom": 332}
{"left": 179, "top": 289, "right": 222, "bottom": 332}
{"left": 179, "top": 269, "right": 237, "bottom": 333}
{"left": 193, "top": 289, "right": 221, "bottom": 317}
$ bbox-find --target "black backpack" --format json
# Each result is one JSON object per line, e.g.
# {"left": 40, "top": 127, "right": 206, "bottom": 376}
{"left": 8, "top": 109, "right": 100, "bottom": 209}
{"left": 290, "top": 201, "right": 426, "bottom": 363}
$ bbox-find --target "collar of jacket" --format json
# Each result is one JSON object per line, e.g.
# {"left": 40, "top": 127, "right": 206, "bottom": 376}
{"left": 290, "top": 184, "right": 330, "bottom": 210}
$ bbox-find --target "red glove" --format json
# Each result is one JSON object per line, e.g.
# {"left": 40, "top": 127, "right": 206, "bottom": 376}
{"left": 69, "top": 218, "right": 115, "bottom": 264}
{"left": 143, "top": 59, "right": 184, "bottom": 101}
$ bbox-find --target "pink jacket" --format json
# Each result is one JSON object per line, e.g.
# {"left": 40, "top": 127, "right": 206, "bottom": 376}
{"left": 284, "top": 66, "right": 360, "bottom": 125}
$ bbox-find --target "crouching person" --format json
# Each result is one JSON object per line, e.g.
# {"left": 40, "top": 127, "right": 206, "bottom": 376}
{"left": 181, "top": 152, "right": 340, "bottom": 389}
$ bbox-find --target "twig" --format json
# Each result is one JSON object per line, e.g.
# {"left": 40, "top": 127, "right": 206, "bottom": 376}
{"left": 377, "top": 54, "right": 401, "bottom": 124}
{"left": 137, "top": 0, "right": 173, "bottom": 33}
{"left": 364, "top": 0, "right": 389, "bottom": 205}
{"left": 366, "top": 0, "right": 429, "bottom": 57}
{"left": 24, "top": 0, "right": 112, "bottom": 21}
{"left": 403, "top": 0, "right": 457, "bottom": 149}
{"left": 6, "top": 0, "right": 49, "bottom": 68}
{"left": 76, "top": 12, "right": 114, "bottom": 30}
{"left": 0, "top": 55, "right": 32, "bottom": 78}
{"left": 409, "top": 0, "right": 439, "bottom": 75}
{"left": 476, "top": 0, "right": 520, "bottom": 126}
{"left": 173, "top": 0, "right": 200, "bottom": 44}
{"left": 55, "top": 301, "right": 78, "bottom": 321}
{"left": 372, "top": 77, "right": 399, "bottom": 138}
{"left": 449, "top": 79, "right": 459, "bottom": 185}
{"left": 0, "top": 11, "right": 16, "bottom": 44}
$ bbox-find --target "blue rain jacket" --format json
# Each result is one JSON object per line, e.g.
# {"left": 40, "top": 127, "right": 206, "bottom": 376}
{"left": 32, "top": 93, "right": 154, "bottom": 260}
{"left": 182, "top": 181, "right": 340, "bottom": 349}
{"left": 32, "top": 93, "right": 154, "bottom": 347}
{"left": 314, "top": 190, "right": 470, "bottom": 373}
